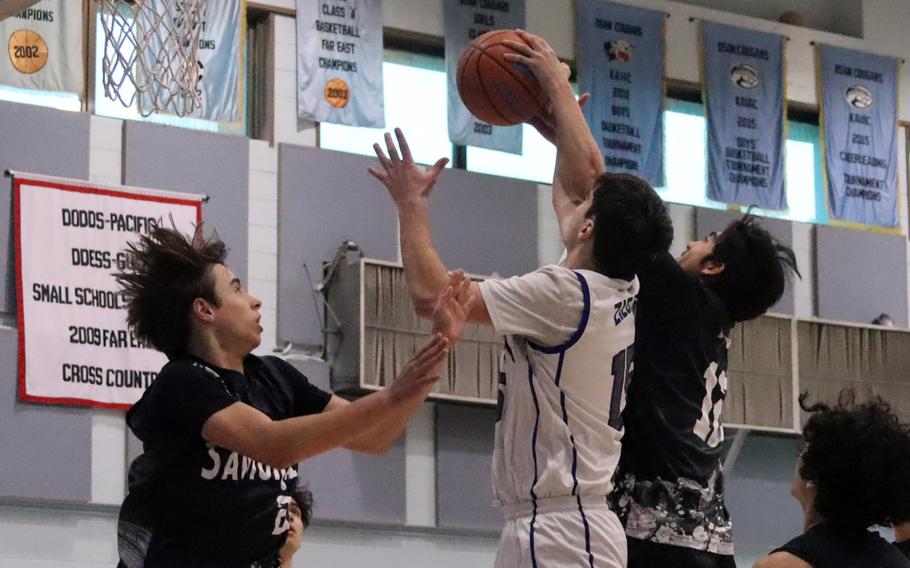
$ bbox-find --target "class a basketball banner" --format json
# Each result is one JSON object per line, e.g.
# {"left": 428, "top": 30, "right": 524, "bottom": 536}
{"left": 0, "top": 0, "right": 82, "bottom": 94}
{"left": 576, "top": 0, "right": 665, "bottom": 187}
{"left": 12, "top": 173, "right": 202, "bottom": 409}
{"left": 445, "top": 0, "right": 525, "bottom": 154}
{"left": 190, "top": 0, "right": 244, "bottom": 121}
{"left": 296, "top": 0, "right": 384, "bottom": 127}
{"left": 703, "top": 22, "right": 786, "bottom": 210}
{"left": 818, "top": 45, "right": 899, "bottom": 228}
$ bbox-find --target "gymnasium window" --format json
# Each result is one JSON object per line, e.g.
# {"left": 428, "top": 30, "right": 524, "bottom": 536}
{"left": 314, "top": 48, "right": 828, "bottom": 226}
{"left": 319, "top": 50, "right": 455, "bottom": 167}
{"left": 0, "top": 85, "right": 81, "bottom": 112}
{"left": 92, "top": 10, "right": 246, "bottom": 135}
{"left": 468, "top": 97, "right": 827, "bottom": 225}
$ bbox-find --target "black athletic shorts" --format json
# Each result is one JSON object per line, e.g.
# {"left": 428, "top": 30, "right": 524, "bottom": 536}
{"left": 627, "top": 537, "right": 737, "bottom": 568}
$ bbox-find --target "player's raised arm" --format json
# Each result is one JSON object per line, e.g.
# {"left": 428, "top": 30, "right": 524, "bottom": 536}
{"left": 503, "top": 31, "right": 605, "bottom": 233}
{"left": 369, "top": 128, "right": 490, "bottom": 326}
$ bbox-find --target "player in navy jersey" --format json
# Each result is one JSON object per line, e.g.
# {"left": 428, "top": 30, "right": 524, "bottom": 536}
{"left": 753, "top": 394, "right": 910, "bottom": 568}
{"left": 504, "top": 30, "right": 799, "bottom": 568}
{"left": 368, "top": 33, "right": 672, "bottom": 566}
{"left": 114, "top": 226, "right": 469, "bottom": 567}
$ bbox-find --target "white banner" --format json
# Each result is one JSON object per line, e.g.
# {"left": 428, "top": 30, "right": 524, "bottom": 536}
{"left": 14, "top": 174, "right": 202, "bottom": 409}
{"left": 192, "top": 0, "right": 244, "bottom": 121}
{"left": 296, "top": 0, "right": 385, "bottom": 127}
{"left": 0, "top": 0, "right": 83, "bottom": 94}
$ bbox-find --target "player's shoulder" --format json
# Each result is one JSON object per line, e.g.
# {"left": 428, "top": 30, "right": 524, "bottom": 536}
{"left": 752, "top": 551, "right": 813, "bottom": 568}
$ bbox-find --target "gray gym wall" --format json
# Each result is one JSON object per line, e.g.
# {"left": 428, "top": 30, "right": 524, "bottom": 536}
{"left": 0, "top": 102, "right": 92, "bottom": 501}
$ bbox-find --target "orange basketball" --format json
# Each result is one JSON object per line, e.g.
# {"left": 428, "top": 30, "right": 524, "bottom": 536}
{"left": 456, "top": 30, "right": 545, "bottom": 126}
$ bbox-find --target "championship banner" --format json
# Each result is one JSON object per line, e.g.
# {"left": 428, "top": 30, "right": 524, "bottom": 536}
{"left": 0, "top": 0, "right": 82, "bottom": 94}
{"left": 296, "top": 0, "right": 384, "bottom": 127}
{"left": 703, "top": 22, "right": 786, "bottom": 210}
{"left": 445, "top": 0, "right": 525, "bottom": 154}
{"left": 576, "top": 0, "right": 665, "bottom": 186}
{"left": 13, "top": 173, "right": 202, "bottom": 409}
{"left": 818, "top": 44, "right": 899, "bottom": 227}
{"left": 191, "top": 0, "right": 244, "bottom": 121}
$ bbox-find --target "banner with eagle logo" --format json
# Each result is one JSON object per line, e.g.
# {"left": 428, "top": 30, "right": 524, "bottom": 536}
{"left": 818, "top": 44, "right": 899, "bottom": 228}
{"left": 703, "top": 22, "right": 786, "bottom": 210}
{"left": 576, "top": 0, "right": 666, "bottom": 187}
{"left": 296, "top": 0, "right": 384, "bottom": 127}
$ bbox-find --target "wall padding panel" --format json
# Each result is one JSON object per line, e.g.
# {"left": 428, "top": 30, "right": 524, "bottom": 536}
{"left": 816, "top": 224, "right": 908, "bottom": 327}
{"left": 0, "top": 102, "right": 92, "bottom": 501}
{"left": 287, "top": 356, "right": 407, "bottom": 524}
{"left": 694, "top": 208, "right": 795, "bottom": 315}
{"left": 427, "top": 168, "right": 538, "bottom": 278}
{"left": 123, "top": 122, "right": 249, "bottom": 285}
{"left": 0, "top": 327, "right": 91, "bottom": 501}
{"left": 0, "top": 101, "right": 90, "bottom": 314}
{"left": 277, "top": 145, "right": 399, "bottom": 347}
{"left": 725, "top": 433, "right": 804, "bottom": 566}
{"left": 435, "top": 404, "right": 500, "bottom": 532}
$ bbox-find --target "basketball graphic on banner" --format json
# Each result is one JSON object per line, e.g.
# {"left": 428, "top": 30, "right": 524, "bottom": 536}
{"left": 324, "top": 78, "right": 350, "bottom": 108}
{"left": 8, "top": 29, "right": 48, "bottom": 74}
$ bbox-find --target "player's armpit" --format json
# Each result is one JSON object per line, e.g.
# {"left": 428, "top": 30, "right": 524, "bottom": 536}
{"left": 752, "top": 552, "right": 813, "bottom": 568}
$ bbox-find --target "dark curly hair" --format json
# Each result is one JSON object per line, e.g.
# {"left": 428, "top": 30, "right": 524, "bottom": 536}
{"left": 704, "top": 213, "right": 799, "bottom": 322}
{"left": 290, "top": 485, "right": 314, "bottom": 529}
{"left": 798, "top": 391, "right": 910, "bottom": 529}
{"left": 585, "top": 173, "right": 674, "bottom": 280}
{"left": 115, "top": 226, "right": 227, "bottom": 359}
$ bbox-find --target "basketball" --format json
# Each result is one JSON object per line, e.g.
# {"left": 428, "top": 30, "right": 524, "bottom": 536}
{"left": 456, "top": 30, "right": 545, "bottom": 126}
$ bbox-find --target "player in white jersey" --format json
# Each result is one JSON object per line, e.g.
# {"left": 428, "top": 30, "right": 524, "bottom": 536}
{"left": 367, "top": 36, "right": 673, "bottom": 566}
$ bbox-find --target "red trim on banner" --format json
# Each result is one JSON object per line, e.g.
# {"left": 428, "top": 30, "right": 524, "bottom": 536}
{"left": 15, "top": 177, "right": 203, "bottom": 209}
{"left": 14, "top": 178, "right": 26, "bottom": 404}
{"left": 18, "top": 392, "right": 132, "bottom": 411}
{"left": 13, "top": 175, "right": 202, "bottom": 409}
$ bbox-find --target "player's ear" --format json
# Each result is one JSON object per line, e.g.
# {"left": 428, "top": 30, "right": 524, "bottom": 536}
{"left": 578, "top": 218, "right": 595, "bottom": 241}
{"left": 192, "top": 297, "right": 216, "bottom": 322}
{"left": 700, "top": 258, "right": 725, "bottom": 277}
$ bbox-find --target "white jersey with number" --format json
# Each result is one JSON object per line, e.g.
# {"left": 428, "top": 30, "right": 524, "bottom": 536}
{"left": 479, "top": 264, "right": 638, "bottom": 506}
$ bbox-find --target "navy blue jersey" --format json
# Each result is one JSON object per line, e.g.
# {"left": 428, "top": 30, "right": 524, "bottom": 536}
{"left": 611, "top": 251, "right": 735, "bottom": 554}
{"left": 118, "top": 354, "right": 332, "bottom": 567}
{"left": 896, "top": 540, "right": 910, "bottom": 560}
{"left": 774, "top": 524, "right": 910, "bottom": 568}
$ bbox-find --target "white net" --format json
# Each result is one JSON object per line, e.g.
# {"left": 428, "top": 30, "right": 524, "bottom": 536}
{"left": 98, "top": 0, "right": 206, "bottom": 117}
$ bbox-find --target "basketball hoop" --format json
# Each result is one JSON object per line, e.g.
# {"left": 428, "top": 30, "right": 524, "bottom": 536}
{"left": 97, "top": 0, "right": 207, "bottom": 117}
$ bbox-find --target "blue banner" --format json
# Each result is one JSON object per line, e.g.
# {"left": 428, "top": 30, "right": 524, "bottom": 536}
{"left": 297, "top": 0, "right": 384, "bottom": 127}
{"left": 191, "top": 0, "right": 243, "bottom": 121}
{"left": 445, "top": 0, "right": 525, "bottom": 154}
{"left": 819, "top": 45, "right": 899, "bottom": 227}
{"left": 703, "top": 22, "right": 786, "bottom": 210}
{"left": 576, "top": 0, "right": 665, "bottom": 187}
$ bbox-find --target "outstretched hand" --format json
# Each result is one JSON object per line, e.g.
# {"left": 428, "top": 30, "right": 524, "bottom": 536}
{"left": 387, "top": 333, "right": 449, "bottom": 403}
{"left": 432, "top": 270, "right": 477, "bottom": 343}
{"left": 368, "top": 128, "right": 449, "bottom": 208}
{"left": 502, "top": 30, "right": 589, "bottom": 145}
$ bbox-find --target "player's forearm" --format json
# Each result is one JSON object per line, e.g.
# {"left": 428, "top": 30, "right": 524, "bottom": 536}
{"left": 344, "top": 384, "right": 430, "bottom": 454}
{"left": 397, "top": 202, "right": 450, "bottom": 316}
{"left": 261, "top": 390, "right": 404, "bottom": 467}
{"left": 545, "top": 77, "right": 604, "bottom": 202}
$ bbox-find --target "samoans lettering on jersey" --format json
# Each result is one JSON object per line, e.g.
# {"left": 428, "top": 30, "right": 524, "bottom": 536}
{"left": 200, "top": 444, "right": 299, "bottom": 488}
{"left": 118, "top": 354, "right": 333, "bottom": 567}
